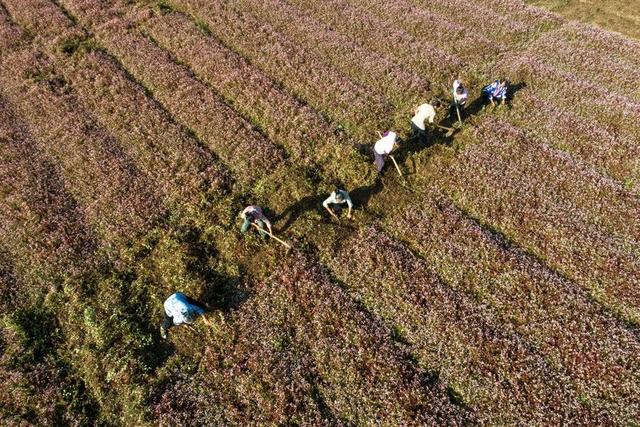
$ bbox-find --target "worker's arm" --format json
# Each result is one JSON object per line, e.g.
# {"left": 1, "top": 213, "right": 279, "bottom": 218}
{"left": 323, "top": 196, "right": 339, "bottom": 219}
{"left": 325, "top": 205, "right": 339, "bottom": 219}
{"left": 345, "top": 195, "right": 354, "bottom": 219}
{"left": 264, "top": 219, "right": 273, "bottom": 235}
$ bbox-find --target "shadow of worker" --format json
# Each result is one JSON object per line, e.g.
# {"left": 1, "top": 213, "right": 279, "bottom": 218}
{"left": 350, "top": 177, "right": 384, "bottom": 210}
{"left": 275, "top": 194, "right": 326, "bottom": 233}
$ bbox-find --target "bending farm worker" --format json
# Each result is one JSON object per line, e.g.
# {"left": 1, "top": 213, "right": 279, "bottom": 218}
{"left": 451, "top": 79, "right": 469, "bottom": 120}
{"left": 482, "top": 79, "right": 508, "bottom": 106}
{"left": 410, "top": 103, "right": 436, "bottom": 144}
{"left": 240, "top": 205, "right": 273, "bottom": 240}
{"left": 323, "top": 189, "right": 354, "bottom": 220}
{"left": 373, "top": 131, "right": 398, "bottom": 173}
{"left": 160, "top": 292, "right": 210, "bottom": 339}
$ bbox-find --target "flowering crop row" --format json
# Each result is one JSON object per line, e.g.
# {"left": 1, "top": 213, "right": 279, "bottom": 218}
{"left": 79, "top": 19, "right": 283, "bottom": 186}
{"left": 285, "top": 0, "right": 461, "bottom": 85}
{"left": 380, "top": 190, "right": 640, "bottom": 423}
{"left": 497, "top": 54, "right": 640, "bottom": 137}
{"left": 11, "top": 0, "right": 232, "bottom": 210}
{"left": 2, "top": 0, "right": 83, "bottom": 47}
{"left": 522, "top": 23, "right": 640, "bottom": 102}
{"left": 342, "top": 0, "right": 499, "bottom": 66}
{"left": 225, "top": 0, "right": 428, "bottom": 109}
{"left": 161, "top": 0, "right": 393, "bottom": 139}
{"left": 61, "top": 49, "right": 230, "bottom": 213}
{"left": 0, "top": 3, "right": 28, "bottom": 51}
{"left": 0, "top": 45, "right": 164, "bottom": 246}
{"left": 431, "top": 119, "right": 640, "bottom": 325}
{"left": 155, "top": 253, "right": 469, "bottom": 425}
{"left": 411, "top": 0, "right": 561, "bottom": 44}
{"left": 142, "top": 11, "right": 366, "bottom": 186}
{"left": 324, "top": 226, "right": 595, "bottom": 424}
{"left": 0, "top": 97, "right": 98, "bottom": 283}
{"left": 508, "top": 91, "right": 639, "bottom": 188}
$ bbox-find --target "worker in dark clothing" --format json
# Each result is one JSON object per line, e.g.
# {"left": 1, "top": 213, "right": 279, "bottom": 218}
{"left": 160, "top": 292, "right": 210, "bottom": 339}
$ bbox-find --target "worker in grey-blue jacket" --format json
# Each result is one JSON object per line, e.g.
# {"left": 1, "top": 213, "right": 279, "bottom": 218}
{"left": 160, "top": 292, "right": 210, "bottom": 339}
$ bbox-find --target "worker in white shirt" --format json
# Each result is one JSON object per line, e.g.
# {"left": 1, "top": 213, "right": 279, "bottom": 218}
{"left": 373, "top": 131, "right": 398, "bottom": 173}
{"left": 410, "top": 103, "right": 436, "bottom": 144}
{"left": 451, "top": 79, "right": 469, "bottom": 120}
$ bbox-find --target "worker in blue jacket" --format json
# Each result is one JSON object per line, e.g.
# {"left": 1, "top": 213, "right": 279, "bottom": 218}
{"left": 160, "top": 292, "right": 210, "bottom": 339}
{"left": 482, "top": 79, "right": 508, "bottom": 106}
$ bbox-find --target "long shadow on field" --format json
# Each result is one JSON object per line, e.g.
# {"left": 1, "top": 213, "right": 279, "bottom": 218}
{"left": 179, "top": 227, "right": 249, "bottom": 313}
{"left": 350, "top": 176, "right": 384, "bottom": 210}
{"left": 276, "top": 194, "right": 326, "bottom": 232}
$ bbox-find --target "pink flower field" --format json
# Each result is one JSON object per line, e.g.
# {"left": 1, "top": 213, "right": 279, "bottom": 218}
{"left": 0, "top": 0, "right": 638, "bottom": 424}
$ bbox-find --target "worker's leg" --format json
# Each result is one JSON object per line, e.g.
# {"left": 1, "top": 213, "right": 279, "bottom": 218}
{"left": 411, "top": 122, "right": 426, "bottom": 144}
{"left": 331, "top": 204, "right": 343, "bottom": 216}
{"left": 256, "top": 219, "right": 268, "bottom": 240}
{"left": 449, "top": 102, "right": 457, "bottom": 119}
{"left": 374, "top": 152, "right": 386, "bottom": 173}
{"left": 240, "top": 217, "right": 251, "bottom": 233}
{"left": 160, "top": 313, "right": 173, "bottom": 339}
{"left": 162, "top": 314, "right": 173, "bottom": 330}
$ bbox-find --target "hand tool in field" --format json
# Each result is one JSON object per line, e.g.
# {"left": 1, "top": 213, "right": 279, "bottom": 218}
{"left": 389, "top": 154, "right": 403, "bottom": 177}
{"left": 454, "top": 100, "right": 463, "bottom": 126}
{"left": 251, "top": 222, "right": 292, "bottom": 249}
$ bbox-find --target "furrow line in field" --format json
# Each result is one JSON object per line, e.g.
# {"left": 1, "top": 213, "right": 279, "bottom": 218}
{"left": 523, "top": 22, "right": 640, "bottom": 102}
{"left": 382, "top": 192, "right": 640, "bottom": 422}
{"left": 161, "top": 0, "right": 394, "bottom": 139}
{"left": 59, "top": 0, "right": 295, "bottom": 198}
{"left": 177, "top": 252, "right": 473, "bottom": 425}
{"left": 0, "top": 96, "right": 99, "bottom": 283}
{"left": 64, "top": 48, "right": 233, "bottom": 209}
{"left": 325, "top": 225, "right": 600, "bottom": 424}
{"left": 7, "top": 0, "right": 240, "bottom": 221}
{"left": 433, "top": 119, "right": 640, "bottom": 325}
{"left": 227, "top": 0, "right": 429, "bottom": 110}
{"left": 141, "top": 10, "right": 370, "bottom": 187}
{"left": 283, "top": 0, "right": 461, "bottom": 94}
{"left": 410, "top": 0, "right": 562, "bottom": 44}
{"left": 0, "top": 24, "right": 165, "bottom": 247}
{"left": 342, "top": 0, "right": 500, "bottom": 66}
{"left": 498, "top": 53, "right": 640, "bottom": 137}
{"left": 508, "top": 91, "right": 640, "bottom": 190}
